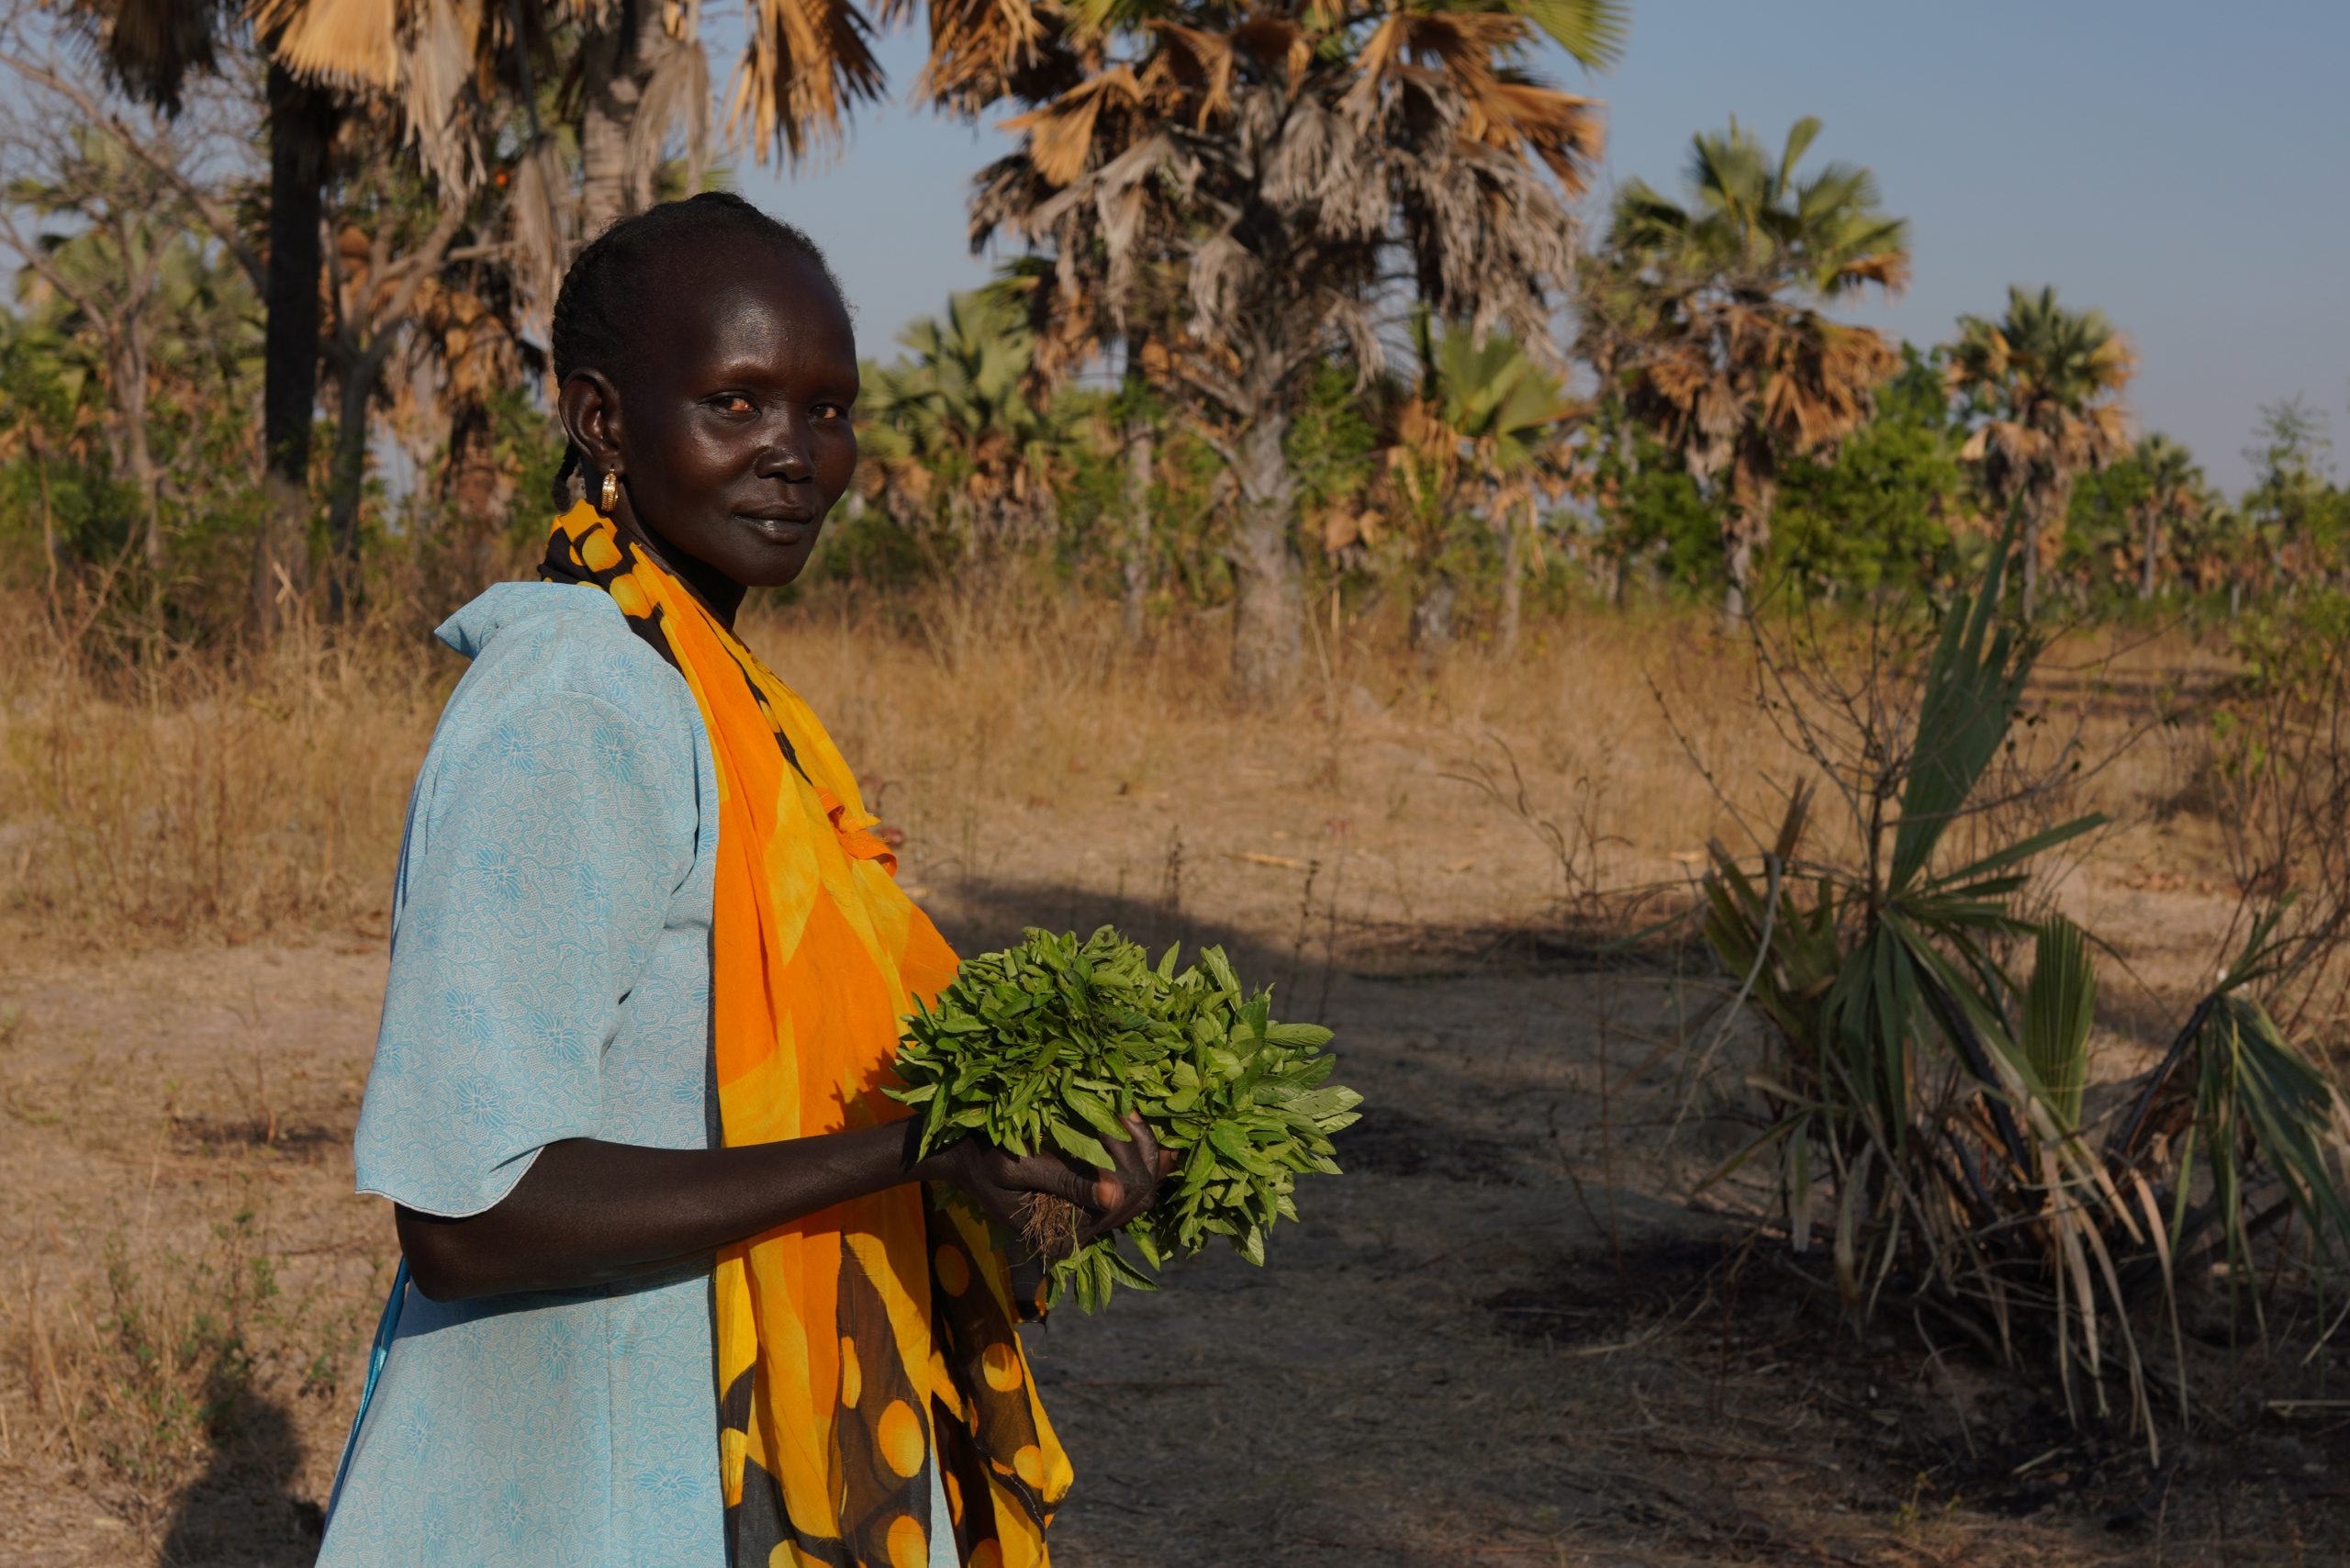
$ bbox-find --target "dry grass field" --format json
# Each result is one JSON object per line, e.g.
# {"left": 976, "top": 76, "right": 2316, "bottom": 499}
{"left": 2, "top": 583, "right": 2342, "bottom": 1566}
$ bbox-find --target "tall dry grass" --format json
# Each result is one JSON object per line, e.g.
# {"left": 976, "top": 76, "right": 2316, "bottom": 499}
{"left": 4, "top": 1212, "right": 272, "bottom": 1518}
{"left": 0, "top": 576, "right": 2237, "bottom": 955}
{"left": 0, "top": 602, "right": 447, "bottom": 946}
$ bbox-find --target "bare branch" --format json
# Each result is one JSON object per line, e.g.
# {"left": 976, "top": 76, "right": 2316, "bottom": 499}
{"left": 0, "top": 45, "right": 265, "bottom": 292}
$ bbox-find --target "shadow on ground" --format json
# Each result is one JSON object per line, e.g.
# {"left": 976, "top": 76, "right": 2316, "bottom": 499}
{"left": 155, "top": 1363, "right": 324, "bottom": 1565}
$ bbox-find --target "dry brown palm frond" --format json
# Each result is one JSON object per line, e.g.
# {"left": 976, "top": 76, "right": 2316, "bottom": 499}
{"left": 1000, "top": 64, "right": 1146, "bottom": 185}
{"left": 249, "top": 0, "right": 399, "bottom": 86}
{"left": 727, "top": 0, "right": 888, "bottom": 162}
{"left": 260, "top": 0, "right": 473, "bottom": 189}
{"left": 1949, "top": 325, "right": 2011, "bottom": 386}
{"left": 1140, "top": 22, "right": 1234, "bottom": 127}
{"left": 1834, "top": 248, "right": 1909, "bottom": 294}
{"left": 1960, "top": 419, "right": 2043, "bottom": 469}
{"left": 631, "top": 20, "right": 711, "bottom": 195}
{"left": 62, "top": 0, "right": 233, "bottom": 112}
{"left": 917, "top": 0, "right": 1051, "bottom": 113}
{"left": 1225, "top": 13, "right": 1306, "bottom": 88}
{"left": 1466, "top": 78, "right": 1603, "bottom": 191}
{"left": 1345, "top": 10, "right": 1408, "bottom": 90}
{"left": 1386, "top": 9, "right": 1525, "bottom": 78}
{"left": 249, "top": 0, "right": 611, "bottom": 197}
{"left": 505, "top": 134, "right": 571, "bottom": 324}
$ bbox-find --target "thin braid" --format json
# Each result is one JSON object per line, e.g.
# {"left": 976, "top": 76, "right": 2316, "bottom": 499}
{"left": 546, "top": 192, "right": 846, "bottom": 508}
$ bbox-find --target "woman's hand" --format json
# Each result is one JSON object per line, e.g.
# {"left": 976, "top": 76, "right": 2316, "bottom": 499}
{"left": 924, "top": 1114, "right": 1179, "bottom": 1257}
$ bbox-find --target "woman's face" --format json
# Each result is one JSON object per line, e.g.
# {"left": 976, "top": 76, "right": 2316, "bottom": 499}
{"left": 560, "top": 236, "right": 858, "bottom": 623}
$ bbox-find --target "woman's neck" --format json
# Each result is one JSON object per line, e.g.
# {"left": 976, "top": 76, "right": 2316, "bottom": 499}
{"left": 617, "top": 508, "right": 746, "bottom": 630}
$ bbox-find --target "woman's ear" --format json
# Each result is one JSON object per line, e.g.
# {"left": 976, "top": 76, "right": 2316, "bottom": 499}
{"left": 558, "top": 370, "right": 625, "bottom": 479}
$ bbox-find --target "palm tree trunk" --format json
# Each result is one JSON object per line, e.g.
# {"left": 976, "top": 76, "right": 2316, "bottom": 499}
{"left": 1228, "top": 406, "right": 1304, "bottom": 703}
{"left": 1409, "top": 577, "right": 1456, "bottom": 652}
{"left": 112, "top": 332, "right": 162, "bottom": 568}
{"left": 1721, "top": 497, "right": 1771, "bottom": 626}
{"left": 444, "top": 398, "right": 507, "bottom": 599}
{"left": 1721, "top": 459, "right": 1775, "bottom": 628}
{"left": 2019, "top": 514, "right": 2042, "bottom": 621}
{"left": 256, "top": 63, "right": 335, "bottom": 641}
{"left": 579, "top": 19, "right": 653, "bottom": 238}
{"left": 1497, "top": 510, "right": 1525, "bottom": 656}
{"left": 1122, "top": 413, "right": 1153, "bottom": 644}
{"left": 324, "top": 346, "right": 385, "bottom": 620}
{"left": 2021, "top": 472, "right": 2076, "bottom": 622}
{"left": 2140, "top": 507, "right": 2160, "bottom": 601}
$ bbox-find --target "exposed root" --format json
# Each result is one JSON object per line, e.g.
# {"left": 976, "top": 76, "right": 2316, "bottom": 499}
{"left": 1019, "top": 1192, "right": 1081, "bottom": 1260}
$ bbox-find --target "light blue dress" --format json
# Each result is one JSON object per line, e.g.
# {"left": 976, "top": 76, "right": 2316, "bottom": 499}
{"left": 319, "top": 583, "right": 955, "bottom": 1567}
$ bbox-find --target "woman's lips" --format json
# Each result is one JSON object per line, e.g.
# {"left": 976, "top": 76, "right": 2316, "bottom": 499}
{"left": 736, "top": 510, "right": 814, "bottom": 542}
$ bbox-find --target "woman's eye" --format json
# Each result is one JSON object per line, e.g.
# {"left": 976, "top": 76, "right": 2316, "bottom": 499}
{"left": 812, "top": 403, "right": 852, "bottom": 423}
{"left": 715, "top": 394, "right": 755, "bottom": 415}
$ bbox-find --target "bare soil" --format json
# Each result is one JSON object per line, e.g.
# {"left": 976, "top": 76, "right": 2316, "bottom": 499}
{"left": 3, "top": 721, "right": 2344, "bottom": 1566}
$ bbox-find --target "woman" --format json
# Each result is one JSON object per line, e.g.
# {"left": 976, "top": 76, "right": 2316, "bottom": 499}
{"left": 319, "top": 193, "right": 1166, "bottom": 1568}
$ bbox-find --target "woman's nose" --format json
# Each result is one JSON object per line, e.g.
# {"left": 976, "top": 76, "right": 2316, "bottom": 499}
{"left": 758, "top": 417, "right": 814, "bottom": 482}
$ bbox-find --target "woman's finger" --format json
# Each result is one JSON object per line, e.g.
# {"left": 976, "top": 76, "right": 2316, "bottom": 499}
{"left": 1027, "top": 1149, "right": 1108, "bottom": 1214}
{"left": 1089, "top": 1118, "right": 1174, "bottom": 1233}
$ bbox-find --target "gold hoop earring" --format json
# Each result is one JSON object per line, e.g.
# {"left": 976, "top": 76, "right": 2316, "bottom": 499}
{"left": 599, "top": 471, "right": 620, "bottom": 514}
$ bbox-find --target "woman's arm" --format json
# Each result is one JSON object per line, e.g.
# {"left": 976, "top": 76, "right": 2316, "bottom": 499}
{"left": 397, "top": 1117, "right": 1169, "bottom": 1302}
{"left": 374, "top": 670, "right": 1176, "bottom": 1302}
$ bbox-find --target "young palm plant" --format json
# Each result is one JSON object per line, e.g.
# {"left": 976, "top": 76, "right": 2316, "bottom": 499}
{"left": 1371, "top": 310, "right": 1578, "bottom": 652}
{"left": 1697, "top": 526, "right": 2350, "bottom": 1451}
{"left": 856, "top": 289, "right": 1091, "bottom": 554}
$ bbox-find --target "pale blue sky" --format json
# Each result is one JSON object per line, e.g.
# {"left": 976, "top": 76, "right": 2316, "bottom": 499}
{"left": 747, "top": 0, "right": 2349, "bottom": 493}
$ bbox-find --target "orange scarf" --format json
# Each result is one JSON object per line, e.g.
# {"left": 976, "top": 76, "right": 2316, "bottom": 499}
{"left": 543, "top": 502, "right": 1069, "bottom": 1568}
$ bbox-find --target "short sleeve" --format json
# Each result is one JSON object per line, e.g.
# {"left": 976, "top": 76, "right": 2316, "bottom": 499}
{"left": 354, "top": 681, "right": 696, "bottom": 1217}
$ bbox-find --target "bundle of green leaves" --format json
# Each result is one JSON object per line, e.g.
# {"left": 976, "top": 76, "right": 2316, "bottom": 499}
{"left": 891, "top": 926, "right": 1361, "bottom": 1311}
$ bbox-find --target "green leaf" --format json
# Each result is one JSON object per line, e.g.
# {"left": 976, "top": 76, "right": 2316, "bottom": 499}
{"left": 2021, "top": 916, "right": 2096, "bottom": 1130}
{"left": 1504, "top": 0, "right": 1628, "bottom": 68}
{"left": 1046, "top": 1118, "right": 1115, "bottom": 1170}
{"left": 1063, "top": 1086, "right": 1131, "bottom": 1144}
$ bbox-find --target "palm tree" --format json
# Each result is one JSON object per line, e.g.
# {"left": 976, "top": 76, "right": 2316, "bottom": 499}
{"left": 1379, "top": 311, "right": 1576, "bottom": 652}
{"left": 1595, "top": 117, "right": 1908, "bottom": 622}
{"left": 968, "top": 0, "right": 1623, "bottom": 700}
{"left": 2128, "top": 433, "right": 2200, "bottom": 601}
{"left": 1946, "top": 285, "right": 2134, "bottom": 620}
{"left": 2176, "top": 497, "right": 2255, "bottom": 617}
{"left": 856, "top": 290, "right": 1079, "bottom": 551}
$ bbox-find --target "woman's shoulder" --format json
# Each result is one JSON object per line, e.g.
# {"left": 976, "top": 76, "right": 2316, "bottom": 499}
{"left": 433, "top": 583, "right": 695, "bottom": 725}
{"left": 421, "top": 582, "right": 707, "bottom": 795}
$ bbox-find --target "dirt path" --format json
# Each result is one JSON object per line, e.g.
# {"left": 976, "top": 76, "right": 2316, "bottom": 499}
{"left": 1, "top": 865, "right": 2337, "bottom": 1565}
